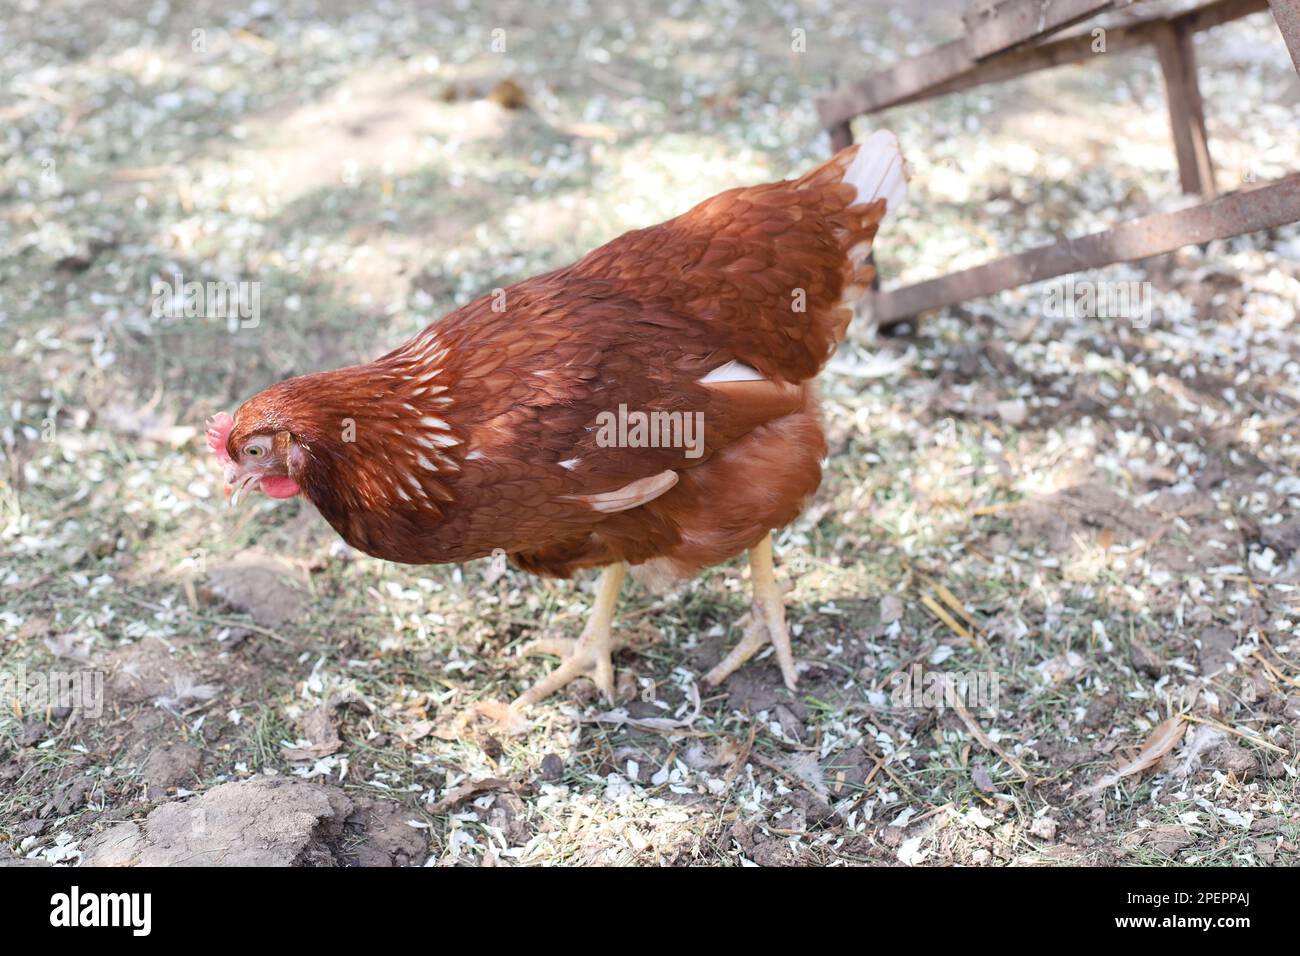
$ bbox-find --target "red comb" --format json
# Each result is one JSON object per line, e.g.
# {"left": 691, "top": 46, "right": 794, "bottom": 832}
{"left": 206, "top": 412, "right": 235, "bottom": 466}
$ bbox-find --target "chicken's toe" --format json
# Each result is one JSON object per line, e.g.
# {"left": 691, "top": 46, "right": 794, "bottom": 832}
{"left": 703, "top": 613, "right": 767, "bottom": 686}
{"left": 520, "top": 637, "right": 578, "bottom": 659}
{"left": 472, "top": 699, "right": 533, "bottom": 736}
{"left": 512, "top": 634, "right": 618, "bottom": 708}
{"left": 510, "top": 564, "right": 626, "bottom": 710}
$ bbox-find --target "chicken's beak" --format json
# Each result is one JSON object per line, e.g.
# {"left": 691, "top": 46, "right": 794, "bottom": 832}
{"left": 224, "top": 466, "right": 259, "bottom": 508}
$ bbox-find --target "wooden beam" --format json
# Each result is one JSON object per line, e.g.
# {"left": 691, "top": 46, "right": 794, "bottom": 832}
{"left": 886, "top": 22, "right": 1150, "bottom": 111}
{"left": 963, "top": 0, "right": 1115, "bottom": 60}
{"left": 910, "top": 0, "right": 1266, "bottom": 111}
{"left": 817, "top": 40, "right": 972, "bottom": 127}
{"left": 1154, "top": 21, "right": 1216, "bottom": 197}
{"left": 817, "top": 0, "right": 1268, "bottom": 127}
{"left": 859, "top": 176, "right": 1300, "bottom": 325}
{"left": 828, "top": 120, "right": 853, "bottom": 153}
{"left": 1270, "top": 0, "right": 1300, "bottom": 73}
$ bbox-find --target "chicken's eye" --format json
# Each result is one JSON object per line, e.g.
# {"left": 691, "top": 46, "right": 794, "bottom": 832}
{"left": 245, "top": 445, "right": 264, "bottom": 458}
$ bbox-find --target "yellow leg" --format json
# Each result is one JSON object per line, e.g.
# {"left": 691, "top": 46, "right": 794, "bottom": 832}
{"left": 704, "top": 534, "right": 798, "bottom": 691}
{"left": 511, "top": 563, "right": 627, "bottom": 709}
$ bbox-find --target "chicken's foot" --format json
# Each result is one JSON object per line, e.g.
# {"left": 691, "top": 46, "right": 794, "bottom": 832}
{"left": 704, "top": 534, "right": 798, "bottom": 690}
{"left": 512, "top": 563, "right": 627, "bottom": 708}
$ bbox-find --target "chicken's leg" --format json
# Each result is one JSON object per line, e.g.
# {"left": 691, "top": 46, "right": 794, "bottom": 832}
{"left": 704, "top": 534, "right": 798, "bottom": 691}
{"left": 512, "top": 563, "right": 627, "bottom": 708}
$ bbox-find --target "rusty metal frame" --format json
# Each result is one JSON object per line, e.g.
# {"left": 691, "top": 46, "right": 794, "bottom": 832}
{"left": 819, "top": 0, "right": 1300, "bottom": 327}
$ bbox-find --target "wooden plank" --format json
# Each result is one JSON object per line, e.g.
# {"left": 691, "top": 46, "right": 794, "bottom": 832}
{"left": 859, "top": 176, "right": 1300, "bottom": 324}
{"left": 1075, "top": 0, "right": 1265, "bottom": 37}
{"left": 817, "top": 40, "right": 973, "bottom": 126}
{"left": 817, "top": 0, "right": 1266, "bottom": 127}
{"left": 963, "top": 0, "right": 1117, "bottom": 60}
{"left": 891, "top": 21, "right": 1149, "bottom": 108}
{"left": 1270, "top": 0, "right": 1300, "bottom": 73}
{"left": 879, "top": 0, "right": 1264, "bottom": 114}
{"left": 1154, "top": 21, "right": 1216, "bottom": 196}
{"left": 829, "top": 120, "right": 853, "bottom": 153}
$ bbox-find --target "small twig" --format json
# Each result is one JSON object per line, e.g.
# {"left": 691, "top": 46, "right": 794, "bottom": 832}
{"left": 907, "top": 802, "right": 953, "bottom": 827}
{"left": 1181, "top": 713, "right": 1287, "bottom": 755}
{"left": 861, "top": 751, "right": 886, "bottom": 790}
{"left": 748, "top": 752, "right": 825, "bottom": 799}
{"left": 587, "top": 62, "right": 645, "bottom": 95}
{"left": 1253, "top": 650, "right": 1300, "bottom": 690}
{"left": 920, "top": 592, "right": 971, "bottom": 641}
{"left": 581, "top": 719, "right": 714, "bottom": 739}
{"left": 969, "top": 498, "right": 1028, "bottom": 517}
{"left": 861, "top": 744, "right": 919, "bottom": 801}
{"left": 722, "top": 723, "right": 757, "bottom": 789}
{"left": 1260, "top": 631, "right": 1299, "bottom": 664}
{"left": 951, "top": 695, "right": 1035, "bottom": 783}
{"left": 871, "top": 645, "right": 932, "bottom": 695}
{"left": 120, "top": 592, "right": 294, "bottom": 645}
{"left": 428, "top": 777, "right": 518, "bottom": 815}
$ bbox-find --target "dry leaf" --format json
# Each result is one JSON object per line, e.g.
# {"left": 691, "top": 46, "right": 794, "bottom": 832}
{"left": 280, "top": 703, "right": 343, "bottom": 761}
{"left": 428, "top": 777, "right": 512, "bottom": 814}
{"left": 1084, "top": 716, "right": 1186, "bottom": 796}
{"left": 399, "top": 719, "right": 435, "bottom": 744}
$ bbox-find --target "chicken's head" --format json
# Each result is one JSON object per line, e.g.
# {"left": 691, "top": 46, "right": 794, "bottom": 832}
{"left": 207, "top": 410, "right": 304, "bottom": 505}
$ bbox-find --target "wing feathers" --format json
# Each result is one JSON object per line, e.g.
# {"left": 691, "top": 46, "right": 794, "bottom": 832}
{"left": 699, "top": 359, "right": 765, "bottom": 383}
{"left": 565, "top": 469, "right": 679, "bottom": 513}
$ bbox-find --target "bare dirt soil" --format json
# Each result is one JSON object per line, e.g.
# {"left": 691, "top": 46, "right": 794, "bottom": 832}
{"left": 2, "top": 0, "right": 1298, "bottom": 866}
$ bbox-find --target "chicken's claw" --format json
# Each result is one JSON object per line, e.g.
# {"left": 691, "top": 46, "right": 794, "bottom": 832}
{"left": 516, "top": 635, "right": 617, "bottom": 708}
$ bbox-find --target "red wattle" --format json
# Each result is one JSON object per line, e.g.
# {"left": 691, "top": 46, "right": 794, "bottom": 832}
{"left": 260, "top": 476, "right": 301, "bottom": 499}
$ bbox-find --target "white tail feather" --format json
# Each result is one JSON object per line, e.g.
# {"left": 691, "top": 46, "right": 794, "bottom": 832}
{"left": 843, "top": 130, "right": 908, "bottom": 221}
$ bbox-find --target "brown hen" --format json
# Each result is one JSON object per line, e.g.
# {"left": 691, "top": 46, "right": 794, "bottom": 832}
{"left": 208, "top": 130, "right": 907, "bottom": 720}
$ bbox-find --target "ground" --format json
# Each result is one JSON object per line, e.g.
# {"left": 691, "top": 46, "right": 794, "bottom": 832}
{"left": 2, "top": 0, "right": 1298, "bottom": 867}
